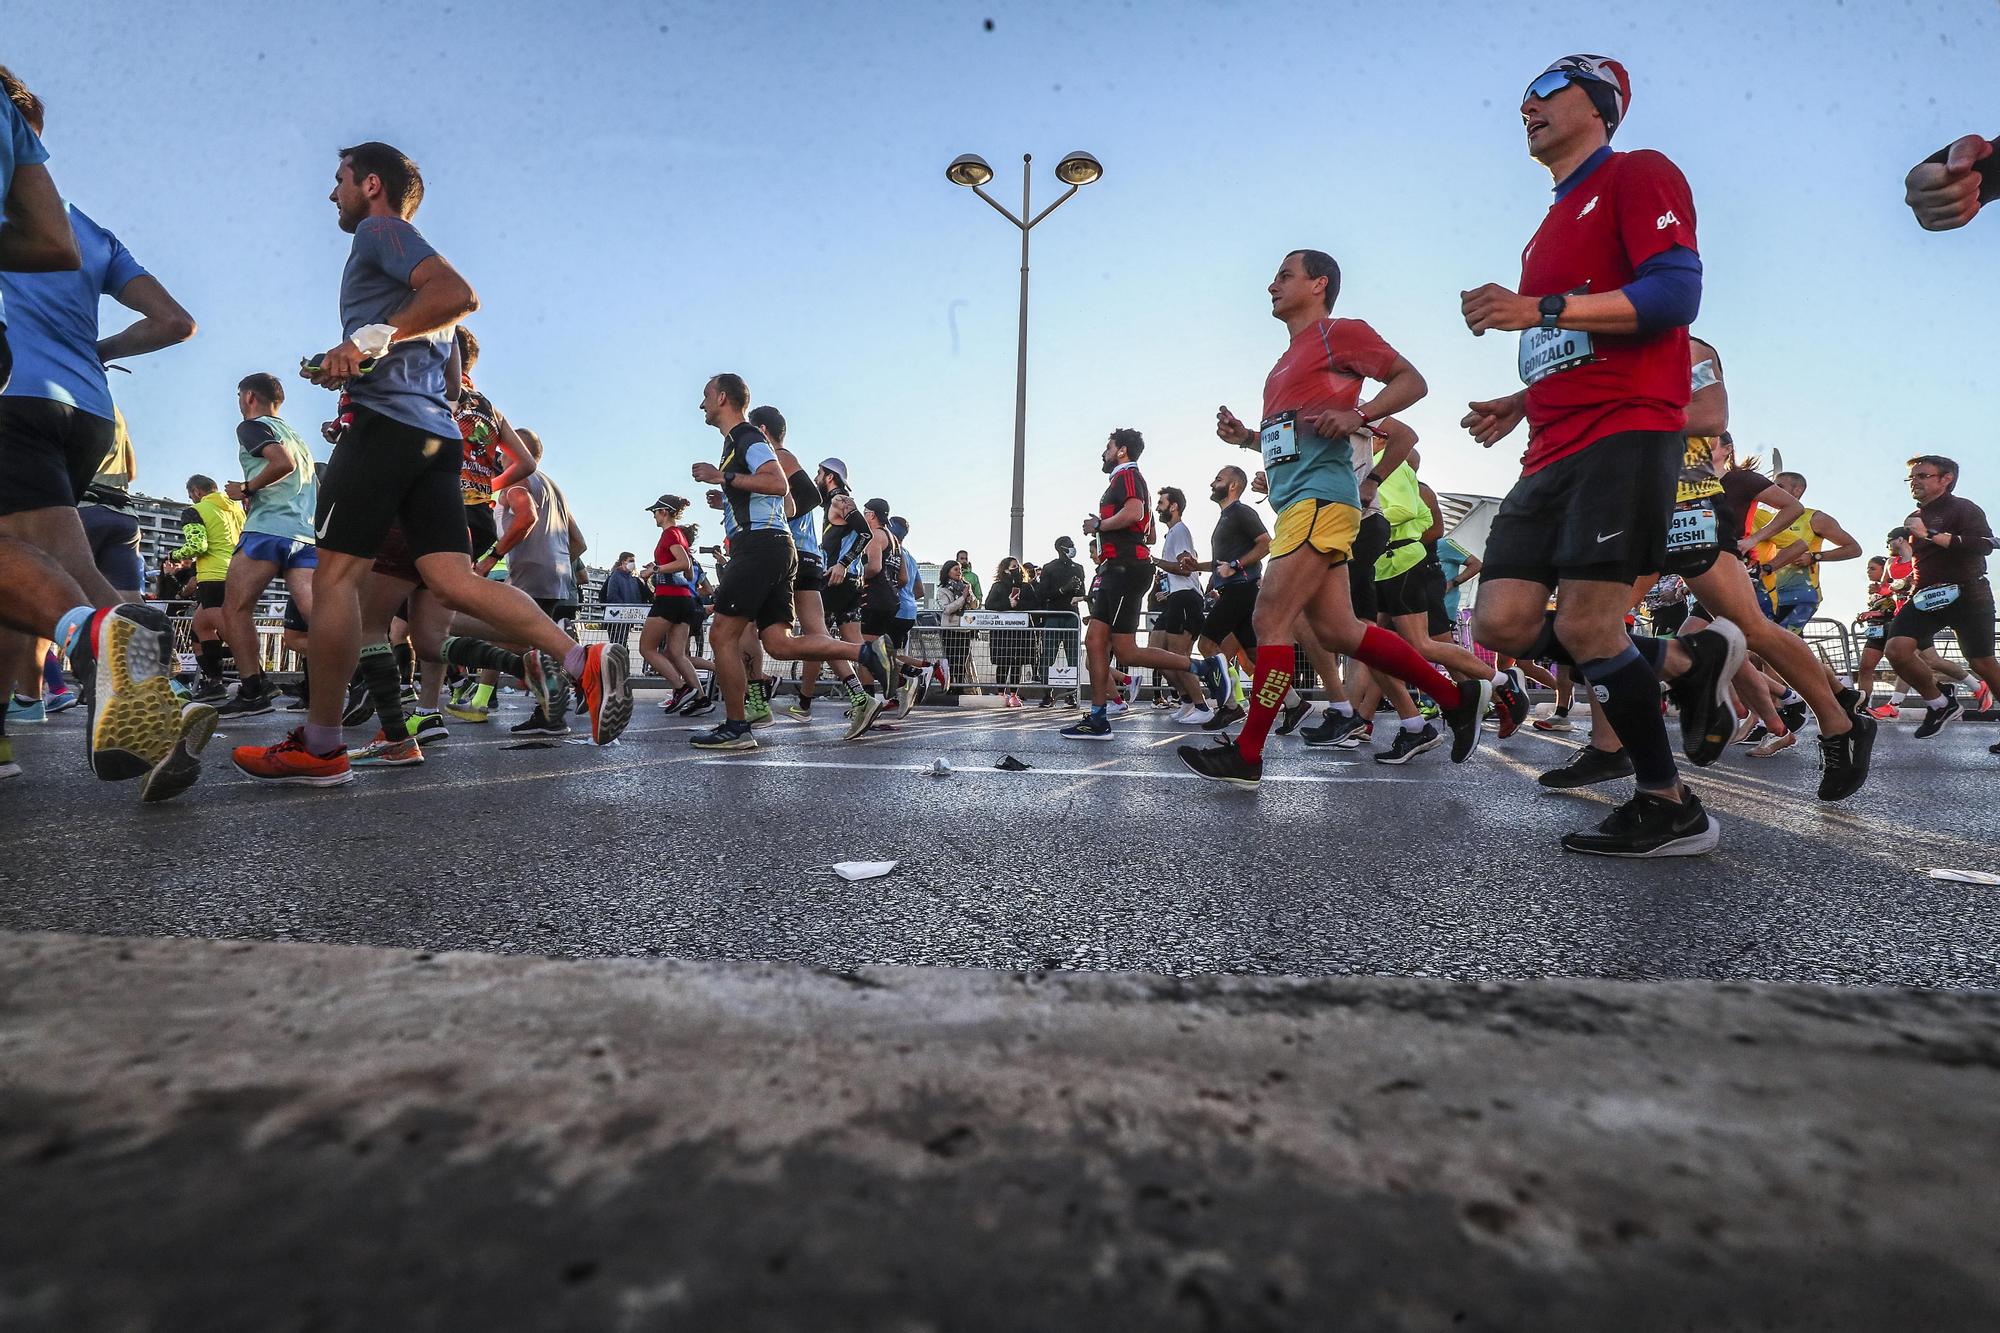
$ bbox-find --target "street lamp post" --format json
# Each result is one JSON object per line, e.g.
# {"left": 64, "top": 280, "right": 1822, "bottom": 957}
{"left": 946, "top": 150, "right": 1103, "bottom": 561}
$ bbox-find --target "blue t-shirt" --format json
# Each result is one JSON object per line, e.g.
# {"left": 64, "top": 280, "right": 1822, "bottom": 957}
{"left": 1436, "top": 536, "right": 1472, "bottom": 622}
{"left": 0, "top": 103, "right": 54, "bottom": 330}
{"left": 338, "top": 216, "right": 456, "bottom": 438}
{"left": 1, "top": 204, "right": 146, "bottom": 419}
{"left": 896, "top": 546, "right": 919, "bottom": 618}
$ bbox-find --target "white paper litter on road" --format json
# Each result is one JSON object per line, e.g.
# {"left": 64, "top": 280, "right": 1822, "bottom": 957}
{"left": 926, "top": 758, "right": 953, "bottom": 777}
{"left": 1924, "top": 868, "right": 2000, "bottom": 886}
{"left": 832, "top": 860, "right": 899, "bottom": 881}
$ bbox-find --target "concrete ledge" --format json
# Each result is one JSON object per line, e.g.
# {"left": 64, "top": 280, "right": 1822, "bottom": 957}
{"left": 3, "top": 931, "right": 1997, "bottom": 1331}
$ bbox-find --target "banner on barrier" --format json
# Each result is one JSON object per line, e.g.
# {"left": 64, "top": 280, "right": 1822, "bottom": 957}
{"left": 962, "top": 611, "right": 1029, "bottom": 627}
{"left": 1048, "top": 665, "right": 1080, "bottom": 687}
{"left": 601, "top": 605, "right": 650, "bottom": 624}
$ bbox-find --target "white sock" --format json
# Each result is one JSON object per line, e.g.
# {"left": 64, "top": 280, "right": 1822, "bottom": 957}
{"left": 1330, "top": 700, "right": 1354, "bottom": 717}
{"left": 1283, "top": 687, "right": 1302, "bottom": 708}
{"left": 1400, "top": 715, "right": 1425, "bottom": 733}
{"left": 1927, "top": 695, "right": 1949, "bottom": 711}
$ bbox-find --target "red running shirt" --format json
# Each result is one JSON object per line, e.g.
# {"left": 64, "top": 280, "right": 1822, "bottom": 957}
{"left": 653, "top": 526, "right": 693, "bottom": 596}
{"left": 1261, "top": 318, "right": 1402, "bottom": 420}
{"left": 1097, "top": 463, "right": 1153, "bottom": 562}
{"left": 1518, "top": 149, "right": 1698, "bottom": 475}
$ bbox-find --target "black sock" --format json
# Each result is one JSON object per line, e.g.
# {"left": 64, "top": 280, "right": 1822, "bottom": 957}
{"left": 393, "top": 643, "right": 414, "bottom": 684}
{"left": 359, "top": 642, "right": 408, "bottom": 741}
{"left": 198, "top": 638, "right": 224, "bottom": 680}
{"left": 1526, "top": 612, "right": 1577, "bottom": 668}
{"left": 1580, "top": 645, "right": 1677, "bottom": 789}
{"left": 1628, "top": 634, "right": 1669, "bottom": 672}
{"left": 440, "top": 634, "right": 525, "bottom": 679}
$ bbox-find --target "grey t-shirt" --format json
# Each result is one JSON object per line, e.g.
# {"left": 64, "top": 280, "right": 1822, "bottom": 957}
{"left": 1210, "top": 501, "right": 1266, "bottom": 587}
{"left": 339, "top": 216, "right": 456, "bottom": 438}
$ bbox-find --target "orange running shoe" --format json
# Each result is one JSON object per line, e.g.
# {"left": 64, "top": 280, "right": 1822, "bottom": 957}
{"left": 571, "top": 642, "right": 632, "bottom": 744}
{"left": 232, "top": 728, "right": 353, "bottom": 786}
{"left": 349, "top": 731, "right": 425, "bottom": 767}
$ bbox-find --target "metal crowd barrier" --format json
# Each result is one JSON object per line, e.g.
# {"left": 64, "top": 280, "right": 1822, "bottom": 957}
{"left": 164, "top": 613, "right": 296, "bottom": 676}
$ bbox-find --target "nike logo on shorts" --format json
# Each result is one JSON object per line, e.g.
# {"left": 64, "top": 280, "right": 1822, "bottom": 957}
{"left": 317, "top": 505, "right": 335, "bottom": 541}
{"left": 1596, "top": 530, "right": 1623, "bottom": 543}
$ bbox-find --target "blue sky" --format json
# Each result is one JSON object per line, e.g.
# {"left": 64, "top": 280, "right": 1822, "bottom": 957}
{"left": 9, "top": 0, "right": 1996, "bottom": 619}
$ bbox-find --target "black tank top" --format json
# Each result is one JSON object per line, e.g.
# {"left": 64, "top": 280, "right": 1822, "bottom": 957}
{"left": 873, "top": 531, "right": 903, "bottom": 591}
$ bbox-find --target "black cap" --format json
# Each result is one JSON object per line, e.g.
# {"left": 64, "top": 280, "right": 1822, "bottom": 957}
{"left": 645, "top": 494, "right": 679, "bottom": 512}
{"left": 864, "top": 497, "right": 890, "bottom": 519}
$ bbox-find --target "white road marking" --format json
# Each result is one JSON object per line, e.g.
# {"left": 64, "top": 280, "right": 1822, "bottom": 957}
{"left": 692, "top": 757, "right": 1421, "bottom": 784}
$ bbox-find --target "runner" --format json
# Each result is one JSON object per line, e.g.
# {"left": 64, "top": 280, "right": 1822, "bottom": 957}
{"left": 214, "top": 373, "right": 317, "bottom": 717}
{"left": 1188, "top": 464, "right": 1264, "bottom": 731}
{"left": 1756, "top": 471, "right": 1862, "bottom": 634}
{"left": 639, "top": 495, "right": 702, "bottom": 710}
{"left": 748, "top": 405, "right": 880, "bottom": 736}
{"left": 173, "top": 474, "right": 243, "bottom": 701}
{"left": 1061, "top": 429, "right": 1220, "bottom": 741}
{"left": 1459, "top": 55, "right": 1745, "bottom": 854}
{"left": 686, "top": 374, "right": 887, "bottom": 751}
{"left": 0, "top": 68, "right": 213, "bottom": 799}
{"left": 499, "top": 430, "right": 584, "bottom": 735}
{"left": 1178, "top": 251, "right": 1490, "bottom": 786}
{"left": 1149, "top": 486, "right": 1213, "bottom": 724}
{"left": 234, "top": 141, "right": 628, "bottom": 787}
{"left": 1884, "top": 454, "right": 2000, "bottom": 746}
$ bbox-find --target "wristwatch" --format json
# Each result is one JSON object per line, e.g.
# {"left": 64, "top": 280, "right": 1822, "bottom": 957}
{"left": 1537, "top": 294, "right": 1567, "bottom": 329}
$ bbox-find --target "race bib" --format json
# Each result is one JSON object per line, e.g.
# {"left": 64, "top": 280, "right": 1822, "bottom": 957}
{"left": 1519, "top": 323, "right": 1594, "bottom": 385}
{"left": 1260, "top": 412, "right": 1300, "bottom": 467}
{"left": 1911, "top": 583, "right": 1960, "bottom": 613}
{"left": 1666, "top": 505, "right": 1719, "bottom": 552}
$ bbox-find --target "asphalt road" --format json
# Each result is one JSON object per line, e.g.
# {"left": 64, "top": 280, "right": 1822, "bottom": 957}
{"left": 3, "top": 692, "right": 1997, "bottom": 988}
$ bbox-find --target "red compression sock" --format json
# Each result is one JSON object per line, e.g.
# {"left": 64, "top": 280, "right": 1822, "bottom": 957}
{"left": 1238, "top": 645, "right": 1296, "bottom": 763}
{"left": 1352, "top": 625, "right": 1461, "bottom": 710}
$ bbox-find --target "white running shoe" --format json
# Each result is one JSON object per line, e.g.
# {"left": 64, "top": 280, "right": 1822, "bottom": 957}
{"left": 1180, "top": 705, "right": 1215, "bottom": 726}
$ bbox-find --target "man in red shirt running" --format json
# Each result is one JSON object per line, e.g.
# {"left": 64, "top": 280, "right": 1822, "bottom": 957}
{"left": 1459, "top": 54, "right": 1746, "bottom": 857}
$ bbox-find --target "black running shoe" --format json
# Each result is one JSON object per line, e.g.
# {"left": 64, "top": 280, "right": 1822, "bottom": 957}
{"left": 1668, "top": 619, "right": 1748, "bottom": 766}
{"left": 1489, "top": 672, "right": 1530, "bottom": 739}
{"left": 1835, "top": 685, "right": 1865, "bottom": 718}
{"left": 1201, "top": 703, "right": 1246, "bottom": 733}
{"left": 1275, "top": 698, "right": 1310, "bottom": 737}
{"left": 1440, "top": 677, "right": 1493, "bottom": 763}
{"left": 1736, "top": 722, "right": 1770, "bottom": 747}
{"left": 511, "top": 710, "right": 570, "bottom": 737}
{"left": 1302, "top": 710, "right": 1367, "bottom": 748}
{"left": 1561, "top": 788, "right": 1719, "bottom": 858}
{"left": 1375, "top": 722, "right": 1442, "bottom": 765}
{"left": 1060, "top": 714, "right": 1113, "bottom": 741}
{"left": 1913, "top": 696, "right": 1961, "bottom": 739}
{"left": 1816, "top": 712, "right": 1875, "bottom": 803}
{"left": 1777, "top": 698, "right": 1809, "bottom": 736}
{"left": 188, "top": 677, "right": 228, "bottom": 704}
{"left": 1037, "top": 694, "right": 1056, "bottom": 709}
{"left": 215, "top": 685, "right": 276, "bottom": 718}
{"left": 341, "top": 680, "right": 374, "bottom": 727}
{"left": 690, "top": 721, "right": 757, "bottom": 751}
{"left": 1176, "top": 738, "right": 1261, "bottom": 788}
{"left": 1536, "top": 745, "right": 1636, "bottom": 789}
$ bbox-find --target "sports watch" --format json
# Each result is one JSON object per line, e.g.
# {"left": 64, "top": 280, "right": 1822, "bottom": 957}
{"left": 1537, "top": 294, "right": 1567, "bottom": 329}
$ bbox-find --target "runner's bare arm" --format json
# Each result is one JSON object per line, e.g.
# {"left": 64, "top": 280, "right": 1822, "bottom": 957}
{"left": 1462, "top": 283, "right": 1640, "bottom": 336}
{"left": 480, "top": 486, "right": 538, "bottom": 573}
{"left": 1316, "top": 356, "right": 1426, "bottom": 439}
{"left": 1906, "top": 134, "right": 1996, "bottom": 232}
{"left": 489, "top": 408, "right": 537, "bottom": 489}
{"left": 1744, "top": 487, "right": 1807, "bottom": 559}
{"left": 226, "top": 444, "right": 295, "bottom": 503}
{"left": 1808, "top": 512, "right": 1862, "bottom": 565}
{"left": 96, "top": 275, "right": 196, "bottom": 363}
{"left": 1460, "top": 392, "right": 1527, "bottom": 448}
{"left": 0, "top": 162, "right": 78, "bottom": 273}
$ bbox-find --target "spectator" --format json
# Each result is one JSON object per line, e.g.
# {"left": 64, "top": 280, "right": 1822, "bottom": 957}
{"left": 986, "top": 557, "right": 1037, "bottom": 702}
{"left": 601, "top": 551, "right": 646, "bottom": 646}
{"left": 1036, "top": 535, "right": 1087, "bottom": 707}
{"left": 957, "top": 549, "right": 983, "bottom": 603}
{"left": 936, "top": 559, "right": 975, "bottom": 690}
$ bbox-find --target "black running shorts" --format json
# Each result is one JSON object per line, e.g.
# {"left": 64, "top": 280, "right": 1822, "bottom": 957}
{"left": 1090, "top": 558, "right": 1151, "bottom": 635}
{"left": 1348, "top": 513, "right": 1391, "bottom": 622}
{"left": 793, "top": 557, "right": 828, "bottom": 595}
{"left": 464, "top": 502, "right": 499, "bottom": 559}
{"left": 1154, "top": 588, "right": 1206, "bottom": 636}
{"left": 0, "top": 397, "right": 117, "bottom": 516}
{"left": 1888, "top": 578, "right": 1996, "bottom": 660}
{"left": 1481, "top": 430, "right": 1680, "bottom": 587}
{"left": 315, "top": 405, "right": 469, "bottom": 562}
{"left": 194, "top": 580, "right": 227, "bottom": 611}
{"left": 713, "top": 532, "right": 797, "bottom": 630}
{"left": 1200, "top": 581, "right": 1259, "bottom": 650}
{"left": 1374, "top": 560, "right": 1432, "bottom": 620}
{"left": 647, "top": 593, "right": 700, "bottom": 626}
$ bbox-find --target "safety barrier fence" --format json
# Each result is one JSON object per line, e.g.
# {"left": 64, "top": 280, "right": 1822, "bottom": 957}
{"left": 156, "top": 603, "right": 1988, "bottom": 701}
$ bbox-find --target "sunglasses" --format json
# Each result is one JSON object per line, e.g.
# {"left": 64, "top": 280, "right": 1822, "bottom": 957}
{"left": 1523, "top": 70, "right": 1574, "bottom": 102}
